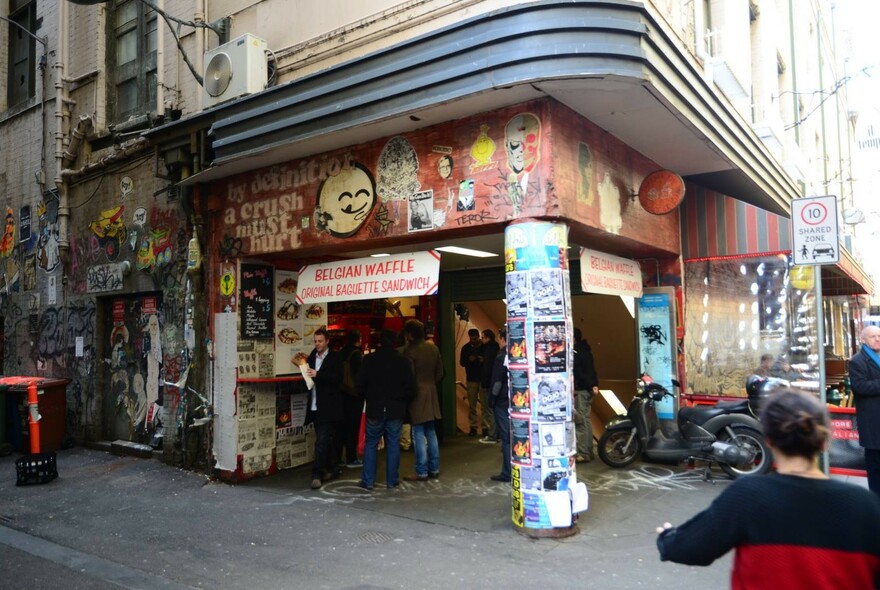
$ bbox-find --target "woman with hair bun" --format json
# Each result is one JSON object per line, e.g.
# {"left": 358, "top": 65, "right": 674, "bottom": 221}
{"left": 656, "top": 389, "right": 880, "bottom": 589}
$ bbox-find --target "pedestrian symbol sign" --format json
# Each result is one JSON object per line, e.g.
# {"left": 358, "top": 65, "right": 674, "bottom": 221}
{"left": 791, "top": 195, "right": 839, "bottom": 266}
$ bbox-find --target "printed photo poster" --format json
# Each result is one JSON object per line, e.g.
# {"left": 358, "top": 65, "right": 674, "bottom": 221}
{"left": 511, "top": 417, "right": 532, "bottom": 465}
{"left": 506, "top": 271, "right": 529, "bottom": 318}
{"left": 276, "top": 393, "right": 293, "bottom": 436}
{"left": 534, "top": 321, "right": 566, "bottom": 373}
{"left": 523, "top": 491, "right": 552, "bottom": 529}
{"left": 534, "top": 374, "right": 570, "bottom": 421}
{"left": 275, "top": 270, "right": 301, "bottom": 374}
{"left": 408, "top": 189, "right": 434, "bottom": 231}
{"left": 529, "top": 269, "right": 564, "bottom": 317}
{"left": 509, "top": 368, "right": 531, "bottom": 416}
{"left": 507, "top": 319, "right": 528, "bottom": 366}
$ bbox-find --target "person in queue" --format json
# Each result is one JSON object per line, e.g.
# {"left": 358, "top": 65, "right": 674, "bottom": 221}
{"left": 356, "top": 329, "right": 416, "bottom": 491}
{"left": 488, "top": 327, "right": 511, "bottom": 482}
{"left": 656, "top": 389, "right": 880, "bottom": 588}
{"left": 402, "top": 319, "right": 444, "bottom": 481}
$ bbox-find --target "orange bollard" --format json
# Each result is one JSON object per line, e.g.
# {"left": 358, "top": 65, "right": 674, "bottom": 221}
{"left": 26, "top": 381, "right": 41, "bottom": 454}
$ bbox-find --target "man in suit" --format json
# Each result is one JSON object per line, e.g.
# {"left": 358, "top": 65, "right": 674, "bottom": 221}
{"left": 305, "top": 328, "right": 345, "bottom": 490}
{"left": 849, "top": 325, "right": 880, "bottom": 495}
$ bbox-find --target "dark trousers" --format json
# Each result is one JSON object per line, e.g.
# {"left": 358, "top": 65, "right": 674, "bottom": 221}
{"left": 493, "top": 404, "right": 511, "bottom": 480}
{"left": 865, "top": 448, "right": 880, "bottom": 496}
{"left": 335, "top": 396, "right": 363, "bottom": 464}
{"left": 312, "top": 420, "right": 340, "bottom": 479}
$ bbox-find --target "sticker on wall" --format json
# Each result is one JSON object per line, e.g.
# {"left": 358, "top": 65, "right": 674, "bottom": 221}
{"left": 133, "top": 207, "right": 147, "bottom": 227}
{"left": 376, "top": 136, "right": 420, "bottom": 206}
{"left": 408, "top": 190, "right": 434, "bottom": 232}
{"left": 457, "top": 179, "right": 475, "bottom": 211}
{"left": 120, "top": 176, "right": 134, "bottom": 200}
{"left": 220, "top": 272, "right": 235, "bottom": 297}
{"left": 315, "top": 161, "right": 377, "bottom": 238}
{"left": 437, "top": 154, "right": 454, "bottom": 180}
{"left": 22, "top": 255, "right": 36, "bottom": 291}
{"left": 470, "top": 124, "right": 496, "bottom": 170}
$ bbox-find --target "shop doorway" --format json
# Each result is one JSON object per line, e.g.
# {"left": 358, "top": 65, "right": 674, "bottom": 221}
{"left": 447, "top": 291, "right": 638, "bottom": 439}
{"left": 100, "top": 293, "right": 163, "bottom": 442}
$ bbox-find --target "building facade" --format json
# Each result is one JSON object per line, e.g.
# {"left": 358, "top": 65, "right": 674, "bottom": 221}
{"left": 0, "top": 0, "right": 871, "bottom": 478}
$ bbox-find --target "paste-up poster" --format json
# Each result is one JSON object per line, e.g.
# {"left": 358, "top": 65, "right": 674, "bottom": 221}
{"left": 534, "top": 321, "right": 566, "bottom": 373}
{"left": 529, "top": 268, "right": 564, "bottom": 317}
{"left": 509, "top": 368, "right": 531, "bottom": 416}
{"left": 506, "top": 272, "right": 529, "bottom": 318}
{"left": 534, "top": 374, "right": 569, "bottom": 421}
{"left": 512, "top": 417, "right": 531, "bottom": 465}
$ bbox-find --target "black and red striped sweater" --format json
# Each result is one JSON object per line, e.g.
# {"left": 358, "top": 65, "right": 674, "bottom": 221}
{"left": 657, "top": 474, "right": 880, "bottom": 589}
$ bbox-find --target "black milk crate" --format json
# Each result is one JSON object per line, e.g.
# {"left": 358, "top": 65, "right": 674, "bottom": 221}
{"left": 15, "top": 452, "right": 58, "bottom": 486}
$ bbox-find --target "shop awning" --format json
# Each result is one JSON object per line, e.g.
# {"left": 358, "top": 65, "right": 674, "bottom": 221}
{"left": 822, "top": 247, "right": 874, "bottom": 297}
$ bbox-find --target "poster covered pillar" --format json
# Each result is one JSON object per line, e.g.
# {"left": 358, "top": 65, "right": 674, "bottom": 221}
{"left": 504, "top": 219, "right": 588, "bottom": 537}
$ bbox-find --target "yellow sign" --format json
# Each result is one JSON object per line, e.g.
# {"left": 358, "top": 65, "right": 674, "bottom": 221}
{"left": 790, "top": 265, "right": 814, "bottom": 290}
{"left": 220, "top": 272, "right": 235, "bottom": 296}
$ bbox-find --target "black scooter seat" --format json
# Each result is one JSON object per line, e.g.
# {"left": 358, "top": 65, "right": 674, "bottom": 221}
{"left": 678, "top": 403, "right": 742, "bottom": 426}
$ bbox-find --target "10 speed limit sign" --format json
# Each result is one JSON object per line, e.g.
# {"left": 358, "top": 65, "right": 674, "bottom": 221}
{"left": 791, "top": 195, "right": 839, "bottom": 266}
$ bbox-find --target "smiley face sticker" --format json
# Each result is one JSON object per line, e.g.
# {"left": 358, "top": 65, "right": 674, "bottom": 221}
{"left": 315, "top": 162, "right": 377, "bottom": 238}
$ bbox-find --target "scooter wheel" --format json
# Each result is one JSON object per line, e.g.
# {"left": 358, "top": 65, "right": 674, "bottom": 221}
{"left": 598, "top": 429, "right": 641, "bottom": 467}
{"left": 718, "top": 425, "right": 773, "bottom": 478}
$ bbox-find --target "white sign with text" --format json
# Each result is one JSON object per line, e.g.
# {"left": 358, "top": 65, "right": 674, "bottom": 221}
{"left": 580, "top": 248, "right": 643, "bottom": 297}
{"left": 296, "top": 251, "right": 441, "bottom": 304}
{"left": 791, "top": 195, "right": 839, "bottom": 265}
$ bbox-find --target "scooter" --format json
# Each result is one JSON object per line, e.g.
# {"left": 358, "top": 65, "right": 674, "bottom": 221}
{"left": 598, "top": 377, "right": 772, "bottom": 478}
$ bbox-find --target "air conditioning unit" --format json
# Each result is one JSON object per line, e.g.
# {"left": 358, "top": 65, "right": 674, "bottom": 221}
{"left": 203, "top": 33, "right": 268, "bottom": 108}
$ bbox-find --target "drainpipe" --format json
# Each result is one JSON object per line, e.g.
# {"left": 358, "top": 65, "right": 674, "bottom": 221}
{"left": 195, "top": 0, "right": 207, "bottom": 111}
{"left": 156, "top": 0, "right": 165, "bottom": 118}
{"left": 61, "top": 114, "right": 94, "bottom": 168}
{"left": 54, "top": 0, "right": 70, "bottom": 263}
{"left": 60, "top": 137, "right": 150, "bottom": 182}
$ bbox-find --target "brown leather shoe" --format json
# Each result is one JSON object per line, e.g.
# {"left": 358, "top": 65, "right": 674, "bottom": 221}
{"left": 403, "top": 474, "right": 428, "bottom": 482}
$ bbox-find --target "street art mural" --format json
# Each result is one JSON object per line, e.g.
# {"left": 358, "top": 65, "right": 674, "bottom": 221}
{"left": 376, "top": 136, "right": 421, "bottom": 218}
{"left": 88, "top": 206, "right": 127, "bottom": 261}
{"left": 1, "top": 207, "right": 15, "bottom": 257}
{"left": 315, "top": 161, "right": 377, "bottom": 238}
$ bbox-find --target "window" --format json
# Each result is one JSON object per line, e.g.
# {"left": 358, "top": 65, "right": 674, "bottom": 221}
{"left": 111, "top": 0, "right": 157, "bottom": 124}
{"left": 7, "top": 0, "right": 37, "bottom": 108}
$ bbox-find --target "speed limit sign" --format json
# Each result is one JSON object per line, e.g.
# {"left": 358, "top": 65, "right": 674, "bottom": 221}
{"left": 791, "top": 195, "right": 839, "bottom": 265}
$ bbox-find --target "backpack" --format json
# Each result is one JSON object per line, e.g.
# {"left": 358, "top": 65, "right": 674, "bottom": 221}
{"left": 341, "top": 349, "right": 358, "bottom": 396}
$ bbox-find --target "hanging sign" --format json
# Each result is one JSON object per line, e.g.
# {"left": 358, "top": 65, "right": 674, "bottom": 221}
{"left": 580, "top": 248, "right": 643, "bottom": 297}
{"left": 296, "top": 251, "right": 440, "bottom": 304}
{"left": 638, "top": 170, "right": 685, "bottom": 215}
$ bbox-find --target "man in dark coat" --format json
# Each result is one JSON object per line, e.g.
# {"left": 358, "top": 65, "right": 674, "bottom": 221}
{"left": 335, "top": 329, "right": 364, "bottom": 469}
{"left": 849, "top": 325, "right": 880, "bottom": 495}
{"left": 479, "top": 329, "right": 500, "bottom": 443}
{"left": 573, "top": 327, "right": 599, "bottom": 462}
{"left": 356, "top": 329, "right": 416, "bottom": 490}
{"left": 459, "top": 328, "right": 484, "bottom": 436}
{"left": 488, "top": 327, "right": 511, "bottom": 482}
{"left": 305, "top": 328, "right": 344, "bottom": 490}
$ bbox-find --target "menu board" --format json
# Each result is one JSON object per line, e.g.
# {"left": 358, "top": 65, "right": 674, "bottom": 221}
{"left": 240, "top": 263, "right": 274, "bottom": 339}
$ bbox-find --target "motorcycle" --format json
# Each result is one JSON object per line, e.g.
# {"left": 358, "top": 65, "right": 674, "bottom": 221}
{"left": 598, "top": 377, "right": 772, "bottom": 478}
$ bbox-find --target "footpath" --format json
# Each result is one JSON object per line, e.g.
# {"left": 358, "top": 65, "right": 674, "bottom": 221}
{"left": 0, "top": 437, "right": 738, "bottom": 589}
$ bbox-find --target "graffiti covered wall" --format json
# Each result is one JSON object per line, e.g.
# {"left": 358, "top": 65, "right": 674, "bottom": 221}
{"left": 1, "top": 158, "right": 191, "bottom": 450}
